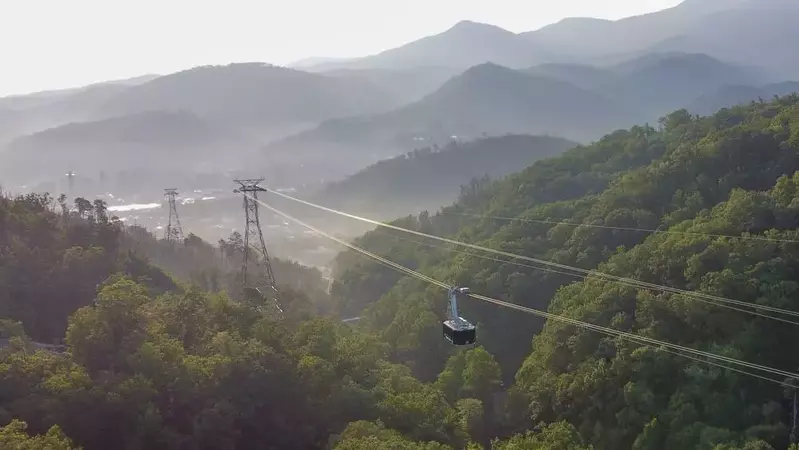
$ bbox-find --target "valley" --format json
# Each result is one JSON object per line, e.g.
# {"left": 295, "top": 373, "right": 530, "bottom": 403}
{"left": 3, "top": 0, "right": 799, "bottom": 448}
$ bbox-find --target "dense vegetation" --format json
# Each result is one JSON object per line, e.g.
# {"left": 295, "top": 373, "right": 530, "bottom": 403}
{"left": 330, "top": 95, "right": 799, "bottom": 449}
{"left": 0, "top": 193, "right": 177, "bottom": 343}
{"left": 0, "top": 190, "right": 577, "bottom": 449}
{"left": 8, "top": 95, "right": 799, "bottom": 449}
{"left": 122, "top": 225, "right": 331, "bottom": 313}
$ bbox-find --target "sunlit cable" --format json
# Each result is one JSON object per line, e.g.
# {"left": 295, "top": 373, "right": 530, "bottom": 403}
{"left": 255, "top": 196, "right": 799, "bottom": 385}
{"left": 267, "top": 191, "right": 799, "bottom": 321}
{"left": 372, "top": 230, "right": 799, "bottom": 326}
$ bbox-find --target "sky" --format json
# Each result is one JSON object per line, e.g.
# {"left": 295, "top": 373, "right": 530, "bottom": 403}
{"left": 0, "top": 0, "right": 682, "bottom": 97}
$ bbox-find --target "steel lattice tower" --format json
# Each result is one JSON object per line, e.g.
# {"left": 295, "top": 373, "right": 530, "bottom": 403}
{"left": 164, "top": 189, "right": 185, "bottom": 242}
{"left": 233, "top": 179, "right": 282, "bottom": 314}
{"left": 65, "top": 171, "right": 75, "bottom": 197}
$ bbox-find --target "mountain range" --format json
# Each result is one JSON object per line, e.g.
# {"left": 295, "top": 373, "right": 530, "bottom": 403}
{"left": 264, "top": 63, "right": 630, "bottom": 170}
{"left": 304, "top": 0, "right": 798, "bottom": 78}
{"left": 1, "top": 110, "right": 249, "bottom": 186}
{"left": 0, "top": 63, "right": 428, "bottom": 189}
{"left": 261, "top": 52, "right": 770, "bottom": 182}
{"left": 2, "top": 0, "right": 799, "bottom": 196}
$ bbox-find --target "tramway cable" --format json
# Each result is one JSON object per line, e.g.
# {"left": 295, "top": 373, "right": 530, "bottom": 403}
{"left": 266, "top": 191, "right": 799, "bottom": 323}
{"left": 251, "top": 195, "right": 799, "bottom": 386}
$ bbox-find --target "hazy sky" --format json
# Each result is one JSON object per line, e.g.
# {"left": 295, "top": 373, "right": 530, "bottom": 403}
{"left": 1, "top": 0, "right": 681, "bottom": 96}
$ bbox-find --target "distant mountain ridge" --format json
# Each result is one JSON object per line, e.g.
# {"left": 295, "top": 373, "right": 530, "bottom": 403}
{"left": 0, "top": 63, "right": 451, "bottom": 152}
{"left": 263, "top": 52, "right": 785, "bottom": 184}
{"left": 303, "top": 0, "right": 798, "bottom": 79}
{"left": 1, "top": 110, "right": 252, "bottom": 185}
{"left": 94, "top": 63, "right": 401, "bottom": 126}
{"left": 0, "top": 75, "right": 162, "bottom": 144}
{"left": 687, "top": 82, "right": 799, "bottom": 115}
{"left": 3, "top": 0, "right": 799, "bottom": 194}
{"left": 599, "top": 53, "right": 765, "bottom": 118}
{"left": 264, "top": 63, "right": 634, "bottom": 174}
{"left": 523, "top": 52, "right": 767, "bottom": 119}
{"left": 309, "top": 21, "right": 549, "bottom": 72}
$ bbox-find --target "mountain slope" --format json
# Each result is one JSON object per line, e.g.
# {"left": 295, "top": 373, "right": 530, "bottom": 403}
{"left": 309, "top": 135, "right": 577, "bottom": 219}
{"left": 0, "top": 191, "right": 469, "bottom": 450}
{"left": 320, "top": 66, "right": 459, "bottom": 106}
{"left": 94, "top": 63, "right": 401, "bottom": 131}
{"left": 298, "top": 0, "right": 794, "bottom": 80}
{"left": 524, "top": 63, "right": 616, "bottom": 90}
{"left": 599, "top": 52, "right": 765, "bottom": 118}
{"left": 525, "top": 53, "right": 771, "bottom": 121}
{"left": 686, "top": 81, "right": 799, "bottom": 115}
{"left": 0, "top": 76, "right": 160, "bottom": 144}
{"left": 309, "top": 21, "right": 544, "bottom": 71}
{"left": 288, "top": 56, "right": 352, "bottom": 68}
{"left": 0, "top": 75, "right": 159, "bottom": 112}
{"left": 645, "top": 1, "right": 799, "bottom": 79}
{"left": 329, "top": 99, "right": 798, "bottom": 367}
{"left": 520, "top": 0, "right": 749, "bottom": 61}
{"left": 329, "top": 95, "right": 799, "bottom": 449}
{"left": 0, "top": 110, "right": 252, "bottom": 185}
{"left": 264, "top": 63, "right": 634, "bottom": 181}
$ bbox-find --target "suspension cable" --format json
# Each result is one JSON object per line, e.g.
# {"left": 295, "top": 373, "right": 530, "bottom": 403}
{"left": 370, "top": 230, "right": 799, "bottom": 326}
{"left": 266, "top": 191, "right": 799, "bottom": 322}
{"left": 254, "top": 196, "right": 799, "bottom": 385}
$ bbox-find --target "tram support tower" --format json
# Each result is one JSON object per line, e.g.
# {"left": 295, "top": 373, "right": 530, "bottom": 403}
{"left": 164, "top": 189, "right": 185, "bottom": 242}
{"left": 233, "top": 179, "right": 278, "bottom": 295}
{"left": 66, "top": 171, "right": 76, "bottom": 197}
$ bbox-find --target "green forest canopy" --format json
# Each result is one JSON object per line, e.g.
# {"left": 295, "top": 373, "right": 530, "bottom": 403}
{"left": 4, "top": 95, "right": 799, "bottom": 449}
{"left": 0, "top": 187, "right": 571, "bottom": 448}
{"left": 329, "top": 95, "right": 799, "bottom": 449}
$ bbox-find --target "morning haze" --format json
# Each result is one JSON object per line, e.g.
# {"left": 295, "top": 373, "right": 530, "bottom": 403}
{"left": 1, "top": 0, "right": 681, "bottom": 96}
{"left": 2, "top": 0, "right": 798, "bottom": 253}
{"left": 4, "top": 0, "right": 799, "bottom": 448}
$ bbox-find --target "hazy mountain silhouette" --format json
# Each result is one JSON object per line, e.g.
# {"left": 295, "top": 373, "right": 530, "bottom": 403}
{"left": 321, "top": 66, "right": 459, "bottom": 106}
{"left": 0, "top": 75, "right": 161, "bottom": 145}
{"left": 303, "top": 0, "right": 796, "bottom": 80}
{"left": 524, "top": 63, "right": 616, "bottom": 90}
{"left": 6, "top": 0, "right": 799, "bottom": 194}
{"left": 520, "top": 0, "right": 746, "bottom": 61}
{"left": 288, "top": 56, "right": 352, "bottom": 68}
{"left": 525, "top": 52, "right": 777, "bottom": 120}
{"left": 644, "top": 0, "right": 799, "bottom": 79}
{"left": 93, "top": 63, "right": 403, "bottom": 141}
{"left": 267, "top": 52, "right": 782, "bottom": 186}
{"left": 1, "top": 110, "right": 253, "bottom": 186}
{"left": 599, "top": 53, "right": 766, "bottom": 119}
{"left": 309, "top": 21, "right": 547, "bottom": 71}
{"left": 686, "top": 82, "right": 799, "bottom": 116}
{"left": 263, "top": 63, "right": 633, "bottom": 183}
{"left": 0, "top": 74, "right": 159, "bottom": 111}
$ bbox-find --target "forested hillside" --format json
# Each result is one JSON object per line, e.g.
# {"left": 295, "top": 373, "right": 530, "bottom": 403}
{"left": 6, "top": 96, "right": 799, "bottom": 450}
{"left": 0, "top": 189, "right": 570, "bottom": 449}
{"left": 8, "top": 0, "right": 799, "bottom": 448}
{"left": 329, "top": 95, "right": 799, "bottom": 449}
{"left": 310, "top": 135, "right": 577, "bottom": 219}
{"left": 121, "top": 225, "right": 331, "bottom": 313}
{"left": 0, "top": 193, "right": 177, "bottom": 343}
